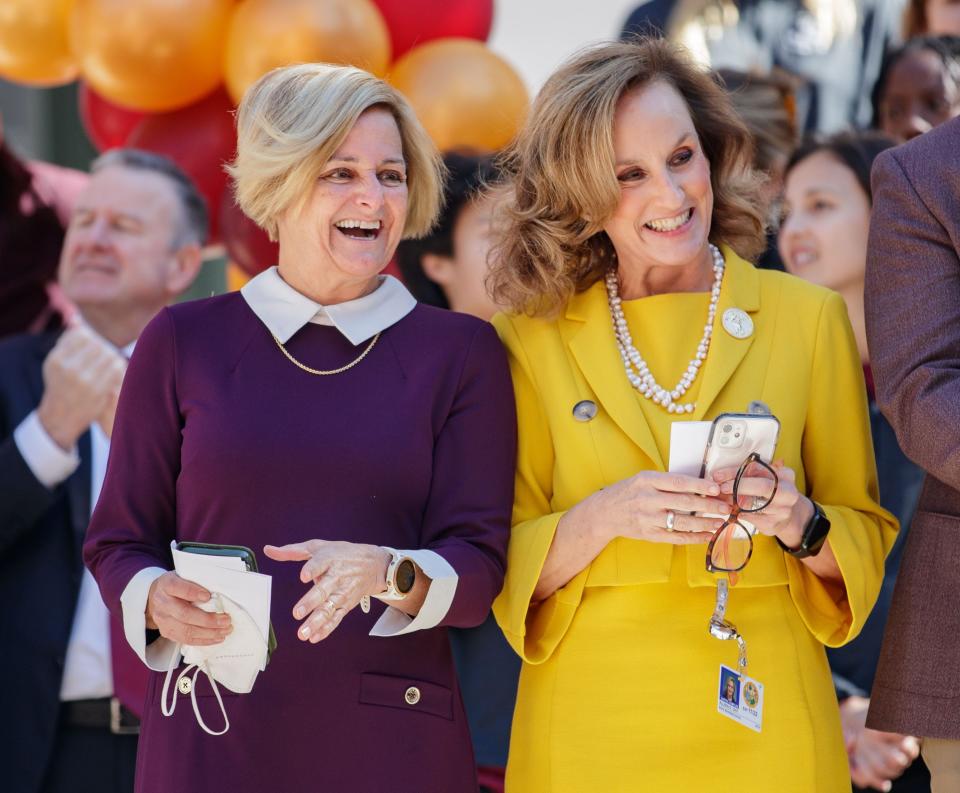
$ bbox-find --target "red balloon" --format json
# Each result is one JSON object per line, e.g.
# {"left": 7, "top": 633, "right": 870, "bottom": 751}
{"left": 373, "top": 0, "right": 492, "bottom": 60}
{"left": 126, "top": 89, "right": 236, "bottom": 242}
{"left": 219, "top": 194, "right": 278, "bottom": 277}
{"left": 78, "top": 82, "right": 147, "bottom": 151}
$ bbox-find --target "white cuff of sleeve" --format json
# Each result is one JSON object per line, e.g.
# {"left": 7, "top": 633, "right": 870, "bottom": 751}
{"left": 13, "top": 410, "right": 80, "bottom": 488}
{"left": 120, "top": 566, "right": 180, "bottom": 672}
{"left": 369, "top": 549, "right": 458, "bottom": 637}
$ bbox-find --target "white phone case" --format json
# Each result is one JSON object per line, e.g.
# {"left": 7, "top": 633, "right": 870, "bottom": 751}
{"left": 700, "top": 413, "right": 781, "bottom": 479}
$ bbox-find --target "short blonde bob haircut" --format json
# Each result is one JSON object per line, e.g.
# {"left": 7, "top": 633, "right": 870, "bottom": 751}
{"left": 488, "top": 37, "right": 766, "bottom": 316}
{"left": 227, "top": 62, "right": 444, "bottom": 242}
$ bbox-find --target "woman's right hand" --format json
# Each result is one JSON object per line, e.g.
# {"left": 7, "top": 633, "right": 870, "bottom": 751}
{"left": 572, "top": 470, "right": 732, "bottom": 546}
{"left": 533, "top": 471, "right": 732, "bottom": 602}
{"left": 145, "top": 571, "right": 232, "bottom": 646}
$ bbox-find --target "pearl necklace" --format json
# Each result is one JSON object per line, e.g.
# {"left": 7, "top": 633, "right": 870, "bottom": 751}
{"left": 604, "top": 244, "right": 725, "bottom": 414}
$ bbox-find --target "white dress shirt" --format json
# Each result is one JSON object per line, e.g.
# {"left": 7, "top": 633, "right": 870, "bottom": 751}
{"left": 12, "top": 338, "right": 135, "bottom": 701}
{"left": 119, "top": 270, "right": 459, "bottom": 671}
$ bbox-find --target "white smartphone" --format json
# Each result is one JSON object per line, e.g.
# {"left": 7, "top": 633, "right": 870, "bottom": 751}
{"left": 699, "top": 412, "right": 781, "bottom": 479}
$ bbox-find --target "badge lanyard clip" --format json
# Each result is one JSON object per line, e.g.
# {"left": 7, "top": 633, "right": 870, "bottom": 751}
{"left": 708, "top": 578, "right": 748, "bottom": 673}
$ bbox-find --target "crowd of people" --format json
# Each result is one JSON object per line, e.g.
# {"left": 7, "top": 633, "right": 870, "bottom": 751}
{"left": 4, "top": 2, "right": 960, "bottom": 792}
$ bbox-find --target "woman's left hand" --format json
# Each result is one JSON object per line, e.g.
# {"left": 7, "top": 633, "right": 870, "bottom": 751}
{"left": 711, "top": 460, "right": 814, "bottom": 549}
{"left": 264, "top": 540, "right": 390, "bottom": 643}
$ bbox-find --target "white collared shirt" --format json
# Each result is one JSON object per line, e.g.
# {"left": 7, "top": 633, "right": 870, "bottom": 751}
{"left": 120, "top": 272, "right": 458, "bottom": 671}
{"left": 241, "top": 267, "right": 416, "bottom": 344}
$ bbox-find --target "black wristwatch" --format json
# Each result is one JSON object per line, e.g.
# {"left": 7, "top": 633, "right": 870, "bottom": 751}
{"left": 776, "top": 500, "right": 831, "bottom": 558}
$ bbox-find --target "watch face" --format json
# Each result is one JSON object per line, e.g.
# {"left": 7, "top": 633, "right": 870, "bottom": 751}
{"left": 804, "top": 506, "right": 831, "bottom": 552}
{"left": 396, "top": 559, "right": 416, "bottom": 594}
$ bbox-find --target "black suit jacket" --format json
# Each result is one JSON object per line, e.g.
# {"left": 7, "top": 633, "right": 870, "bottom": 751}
{"left": 0, "top": 331, "right": 95, "bottom": 793}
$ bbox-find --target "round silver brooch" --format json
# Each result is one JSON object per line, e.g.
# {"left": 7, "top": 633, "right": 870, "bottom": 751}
{"left": 722, "top": 308, "right": 754, "bottom": 340}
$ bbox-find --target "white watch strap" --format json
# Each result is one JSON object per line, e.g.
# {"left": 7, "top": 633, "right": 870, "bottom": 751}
{"left": 373, "top": 547, "right": 409, "bottom": 602}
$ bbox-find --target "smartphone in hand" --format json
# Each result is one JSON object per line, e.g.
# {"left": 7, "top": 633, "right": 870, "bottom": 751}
{"left": 175, "top": 542, "right": 259, "bottom": 572}
{"left": 700, "top": 413, "right": 780, "bottom": 479}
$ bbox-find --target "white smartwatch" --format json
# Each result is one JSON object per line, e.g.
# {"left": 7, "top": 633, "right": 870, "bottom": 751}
{"left": 374, "top": 547, "right": 417, "bottom": 602}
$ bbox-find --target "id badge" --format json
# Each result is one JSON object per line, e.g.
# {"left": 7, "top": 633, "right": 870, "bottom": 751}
{"left": 717, "top": 664, "right": 764, "bottom": 732}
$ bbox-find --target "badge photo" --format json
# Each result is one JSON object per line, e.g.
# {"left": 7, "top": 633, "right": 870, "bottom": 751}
{"left": 717, "top": 664, "right": 764, "bottom": 733}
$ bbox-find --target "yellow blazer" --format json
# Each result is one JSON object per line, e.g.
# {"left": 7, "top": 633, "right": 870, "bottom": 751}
{"left": 492, "top": 249, "right": 896, "bottom": 669}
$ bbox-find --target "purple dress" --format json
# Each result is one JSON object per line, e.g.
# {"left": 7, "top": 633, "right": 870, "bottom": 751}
{"left": 83, "top": 292, "right": 516, "bottom": 793}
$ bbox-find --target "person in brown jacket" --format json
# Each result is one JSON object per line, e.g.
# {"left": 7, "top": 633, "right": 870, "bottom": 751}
{"left": 865, "top": 116, "right": 960, "bottom": 792}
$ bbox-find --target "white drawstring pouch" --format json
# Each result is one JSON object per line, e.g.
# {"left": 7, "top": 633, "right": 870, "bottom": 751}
{"left": 160, "top": 593, "right": 269, "bottom": 736}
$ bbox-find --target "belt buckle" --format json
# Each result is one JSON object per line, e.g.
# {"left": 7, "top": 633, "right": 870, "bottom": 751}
{"left": 110, "top": 697, "right": 139, "bottom": 736}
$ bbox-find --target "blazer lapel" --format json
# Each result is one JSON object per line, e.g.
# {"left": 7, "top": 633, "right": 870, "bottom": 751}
{"left": 68, "top": 431, "right": 92, "bottom": 552}
{"left": 565, "top": 282, "right": 664, "bottom": 469}
{"left": 693, "top": 249, "right": 761, "bottom": 420}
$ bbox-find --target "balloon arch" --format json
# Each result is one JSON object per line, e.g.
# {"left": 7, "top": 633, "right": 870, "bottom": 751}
{"left": 0, "top": 0, "right": 528, "bottom": 278}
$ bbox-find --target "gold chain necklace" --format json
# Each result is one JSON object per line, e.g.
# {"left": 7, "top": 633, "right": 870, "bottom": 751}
{"left": 271, "top": 332, "right": 380, "bottom": 376}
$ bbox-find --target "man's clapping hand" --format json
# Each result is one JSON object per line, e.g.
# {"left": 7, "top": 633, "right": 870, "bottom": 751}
{"left": 36, "top": 325, "right": 127, "bottom": 448}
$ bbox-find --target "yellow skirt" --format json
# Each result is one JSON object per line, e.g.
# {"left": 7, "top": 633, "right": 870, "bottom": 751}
{"left": 505, "top": 560, "right": 850, "bottom": 793}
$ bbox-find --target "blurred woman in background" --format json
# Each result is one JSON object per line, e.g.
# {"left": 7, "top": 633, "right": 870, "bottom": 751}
{"left": 871, "top": 35, "right": 960, "bottom": 141}
{"left": 780, "top": 131, "right": 929, "bottom": 793}
{"left": 397, "top": 152, "right": 501, "bottom": 321}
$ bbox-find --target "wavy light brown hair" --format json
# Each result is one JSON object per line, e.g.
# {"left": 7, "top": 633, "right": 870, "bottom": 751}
{"left": 488, "top": 37, "right": 766, "bottom": 316}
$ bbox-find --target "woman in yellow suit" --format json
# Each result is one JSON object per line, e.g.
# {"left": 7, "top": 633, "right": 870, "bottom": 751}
{"left": 488, "top": 38, "right": 897, "bottom": 792}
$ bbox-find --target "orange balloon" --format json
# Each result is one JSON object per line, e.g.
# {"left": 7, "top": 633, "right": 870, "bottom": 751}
{"left": 390, "top": 39, "right": 528, "bottom": 153}
{"left": 0, "top": 0, "right": 77, "bottom": 86}
{"left": 225, "top": 261, "right": 251, "bottom": 292}
{"left": 70, "top": 0, "right": 233, "bottom": 112}
{"left": 224, "top": 0, "right": 391, "bottom": 105}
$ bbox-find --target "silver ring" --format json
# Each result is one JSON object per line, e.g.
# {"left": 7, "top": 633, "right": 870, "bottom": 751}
{"left": 324, "top": 599, "right": 337, "bottom": 615}
{"left": 751, "top": 496, "right": 765, "bottom": 511}
{"left": 665, "top": 510, "right": 676, "bottom": 532}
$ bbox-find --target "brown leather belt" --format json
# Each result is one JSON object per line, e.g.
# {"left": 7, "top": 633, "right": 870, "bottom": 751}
{"left": 60, "top": 697, "right": 140, "bottom": 735}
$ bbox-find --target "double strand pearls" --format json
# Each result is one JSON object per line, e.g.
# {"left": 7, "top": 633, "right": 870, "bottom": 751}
{"left": 605, "top": 244, "right": 725, "bottom": 414}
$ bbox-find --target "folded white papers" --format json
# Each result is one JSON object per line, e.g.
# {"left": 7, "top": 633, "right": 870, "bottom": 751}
{"left": 170, "top": 541, "right": 273, "bottom": 668}
{"left": 669, "top": 420, "right": 712, "bottom": 476}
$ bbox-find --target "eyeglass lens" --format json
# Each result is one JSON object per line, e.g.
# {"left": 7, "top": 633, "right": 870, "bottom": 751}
{"left": 707, "top": 455, "right": 779, "bottom": 572}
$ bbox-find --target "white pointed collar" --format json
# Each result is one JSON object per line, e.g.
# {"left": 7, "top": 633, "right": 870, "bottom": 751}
{"left": 240, "top": 266, "right": 416, "bottom": 345}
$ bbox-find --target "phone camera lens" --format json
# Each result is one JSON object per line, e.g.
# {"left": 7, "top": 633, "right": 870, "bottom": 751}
{"left": 719, "top": 437, "right": 729, "bottom": 445}
{"left": 722, "top": 424, "right": 733, "bottom": 432}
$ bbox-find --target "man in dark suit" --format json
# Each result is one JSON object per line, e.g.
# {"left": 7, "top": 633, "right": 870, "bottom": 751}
{"left": 865, "top": 117, "right": 960, "bottom": 791}
{"left": 0, "top": 148, "right": 205, "bottom": 793}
